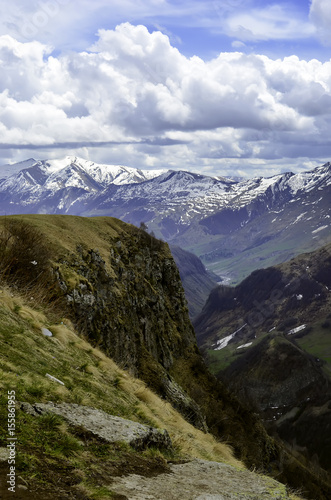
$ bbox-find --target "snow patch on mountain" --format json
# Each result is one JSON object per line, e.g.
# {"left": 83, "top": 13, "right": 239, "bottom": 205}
{"left": 312, "top": 225, "right": 329, "bottom": 234}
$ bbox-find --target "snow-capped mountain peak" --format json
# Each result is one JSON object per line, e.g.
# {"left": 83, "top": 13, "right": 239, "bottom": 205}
{"left": 0, "top": 156, "right": 168, "bottom": 196}
{"left": 24, "top": 156, "right": 167, "bottom": 187}
{"left": 0, "top": 158, "right": 330, "bottom": 237}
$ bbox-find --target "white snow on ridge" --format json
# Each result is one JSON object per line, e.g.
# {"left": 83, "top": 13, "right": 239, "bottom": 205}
{"left": 0, "top": 158, "right": 37, "bottom": 178}
{"left": 214, "top": 323, "right": 248, "bottom": 351}
{"left": 288, "top": 325, "right": 306, "bottom": 335}
{"left": 237, "top": 342, "right": 253, "bottom": 349}
{"left": 1, "top": 156, "right": 167, "bottom": 188}
{"left": 43, "top": 156, "right": 167, "bottom": 185}
{"left": 290, "top": 213, "right": 307, "bottom": 225}
{"left": 312, "top": 225, "right": 328, "bottom": 234}
{"left": 214, "top": 333, "right": 236, "bottom": 350}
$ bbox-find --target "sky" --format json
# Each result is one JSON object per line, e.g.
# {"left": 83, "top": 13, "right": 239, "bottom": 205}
{"left": 1, "top": 0, "right": 331, "bottom": 178}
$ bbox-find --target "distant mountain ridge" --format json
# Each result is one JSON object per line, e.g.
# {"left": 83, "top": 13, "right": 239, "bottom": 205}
{"left": 194, "top": 242, "right": 331, "bottom": 473}
{"left": 2, "top": 156, "right": 330, "bottom": 217}
{"left": 1, "top": 156, "right": 330, "bottom": 282}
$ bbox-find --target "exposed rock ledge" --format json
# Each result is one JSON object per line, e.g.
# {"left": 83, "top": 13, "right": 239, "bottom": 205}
{"left": 19, "top": 402, "right": 290, "bottom": 499}
{"left": 19, "top": 402, "right": 172, "bottom": 451}
{"left": 110, "top": 459, "right": 289, "bottom": 500}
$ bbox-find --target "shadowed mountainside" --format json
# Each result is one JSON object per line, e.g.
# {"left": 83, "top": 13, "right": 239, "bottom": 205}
{"left": 194, "top": 242, "right": 331, "bottom": 474}
{"left": 170, "top": 244, "right": 218, "bottom": 318}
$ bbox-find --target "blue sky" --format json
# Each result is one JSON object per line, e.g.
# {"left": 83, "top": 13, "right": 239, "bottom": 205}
{"left": 1, "top": 0, "right": 331, "bottom": 177}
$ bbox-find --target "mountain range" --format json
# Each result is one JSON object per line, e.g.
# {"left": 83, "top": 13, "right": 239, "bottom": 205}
{"left": 1, "top": 156, "right": 330, "bottom": 284}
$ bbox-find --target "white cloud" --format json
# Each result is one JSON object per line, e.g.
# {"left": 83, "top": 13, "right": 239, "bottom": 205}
{"left": 0, "top": 0, "right": 210, "bottom": 50}
{"left": 231, "top": 40, "right": 246, "bottom": 49}
{"left": 1, "top": 23, "right": 331, "bottom": 177}
{"left": 224, "top": 4, "right": 315, "bottom": 41}
{"left": 310, "top": 0, "right": 331, "bottom": 45}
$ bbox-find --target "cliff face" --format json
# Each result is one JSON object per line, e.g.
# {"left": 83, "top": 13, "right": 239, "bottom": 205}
{"left": 53, "top": 222, "right": 207, "bottom": 428}
{"left": 59, "top": 235, "right": 195, "bottom": 374}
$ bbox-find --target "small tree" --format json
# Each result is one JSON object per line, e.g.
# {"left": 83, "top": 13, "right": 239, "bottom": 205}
{"left": 139, "top": 221, "right": 148, "bottom": 232}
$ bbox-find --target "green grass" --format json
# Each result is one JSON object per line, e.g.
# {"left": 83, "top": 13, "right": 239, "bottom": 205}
{"left": 296, "top": 322, "right": 331, "bottom": 377}
{"left": 206, "top": 347, "right": 240, "bottom": 374}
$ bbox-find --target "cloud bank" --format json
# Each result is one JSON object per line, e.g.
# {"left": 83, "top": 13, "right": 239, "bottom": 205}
{"left": 1, "top": 21, "right": 331, "bottom": 176}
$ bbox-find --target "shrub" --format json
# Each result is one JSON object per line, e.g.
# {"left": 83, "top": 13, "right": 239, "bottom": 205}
{"left": 0, "top": 219, "right": 56, "bottom": 301}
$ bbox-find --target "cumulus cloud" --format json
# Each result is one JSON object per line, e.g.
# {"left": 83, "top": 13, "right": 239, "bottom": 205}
{"left": 1, "top": 23, "right": 331, "bottom": 177}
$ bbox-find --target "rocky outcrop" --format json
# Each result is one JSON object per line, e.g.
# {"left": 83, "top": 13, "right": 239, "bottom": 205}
{"left": 19, "top": 402, "right": 172, "bottom": 451}
{"left": 18, "top": 403, "right": 289, "bottom": 500}
{"left": 109, "top": 459, "right": 289, "bottom": 500}
{"left": 55, "top": 232, "right": 195, "bottom": 372}
{"left": 53, "top": 228, "right": 207, "bottom": 431}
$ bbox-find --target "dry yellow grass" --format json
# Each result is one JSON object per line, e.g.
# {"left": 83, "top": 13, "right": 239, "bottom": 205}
{"left": 0, "top": 288, "right": 16, "bottom": 310}
{"left": 0, "top": 280, "right": 241, "bottom": 469}
{"left": 50, "top": 323, "right": 82, "bottom": 345}
{"left": 17, "top": 305, "right": 47, "bottom": 329}
{"left": 119, "top": 372, "right": 240, "bottom": 466}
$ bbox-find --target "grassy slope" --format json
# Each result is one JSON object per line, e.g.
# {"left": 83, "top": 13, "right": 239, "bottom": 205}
{"left": 0, "top": 286, "right": 242, "bottom": 499}
{"left": 0, "top": 214, "right": 129, "bottom": 261}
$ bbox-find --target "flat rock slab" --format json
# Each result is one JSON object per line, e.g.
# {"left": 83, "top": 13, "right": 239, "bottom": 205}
{"left": 19, "top": 402, "right": 172, "bottom": 451}
{"left": 0, "top": 447, "right": 9, "bottom": 462}
{"left": 109, "top": 459, "right": 289, "bottom": 500}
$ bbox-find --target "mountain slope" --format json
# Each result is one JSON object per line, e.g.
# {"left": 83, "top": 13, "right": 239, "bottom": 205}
{"left": 170, "top": 244, "right": 219, "bottom": 318}
{"left": 0, "top": 285, "right": 242, "bottom": 499}
{"left": 0, "top": 285, "right": 303, "bottom": 500}
{"left": 1, "top": 157, "right": 330, "bottom": 283}
{"left": 194, "top": 242, "right": 331, "bottom": 473}
{"left": 1, "top": 214, "right": 330, "bottom": 498}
